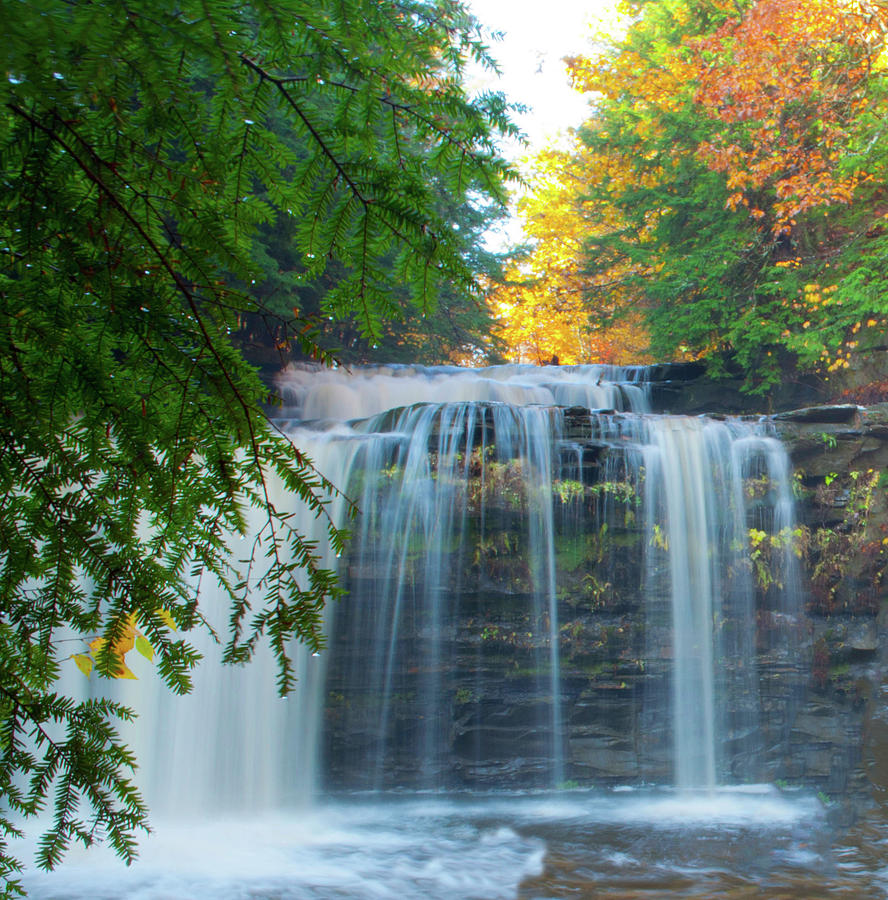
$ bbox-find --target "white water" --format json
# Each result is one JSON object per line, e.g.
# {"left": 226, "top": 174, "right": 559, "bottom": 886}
{"left": 21, "top": 788, "right": 828, "bottom": 899}
{"left": 330, "top": 400, "right": 570, "bottom": 788}
{"left": 23, "top": 363, "right": 817, "bottom": 896}
{"left": 639, "top": 417, "right": 797, "bottom": 789}
{"left": 275, "top": 362, "right": 650, "bottom": 422}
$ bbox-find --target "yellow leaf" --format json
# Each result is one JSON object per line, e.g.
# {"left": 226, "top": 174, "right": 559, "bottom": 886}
{"left": 71, "top": 653, "right": 93, "bottom": 677}
{"left": 114, "top": 661, "right": 138, "bottom": 680}
{"left": 88, "top": 636, "right": 106, "bottom": 655}
{"left": 155, "top": 608, "right": 177, "bottom": 631}
{"left": 114, "top": 630, "right": 136, "bottom": 657}
{"left": 135, "top": 634, "right": 154, "bottom": 662}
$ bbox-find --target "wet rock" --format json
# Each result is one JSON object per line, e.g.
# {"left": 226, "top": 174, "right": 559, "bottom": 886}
{"left": 773, "top": 405, "right": 862, "bottom": 425}
{"left": 570, "top": 735, "right": 640, "bottom": 779}
{"left": 324, "top": 394, "right": 888, "bottom": 807}
{"left": 791, "top": 704, "right": 844, "bottom": 744}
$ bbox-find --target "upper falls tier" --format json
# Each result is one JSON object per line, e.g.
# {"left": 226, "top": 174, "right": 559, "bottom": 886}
{"left": 274, "top": 363, "right": 653, "bottom": 421}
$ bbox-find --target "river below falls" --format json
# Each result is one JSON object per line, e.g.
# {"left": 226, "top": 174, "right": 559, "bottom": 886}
{"left": 19, "top": 788, "right": 888, "bottom": 898}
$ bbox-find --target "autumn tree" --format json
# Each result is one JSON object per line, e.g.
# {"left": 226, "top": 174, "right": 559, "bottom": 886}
{"left": 520, "top": 0, "right": 888, "bottom": 390}
{"left": 494, "top": 145, "right": 652, "bottom": 366}
{"left": 687, "top": 0, "right": 888, "bottom": 380}
{"left": 0, "top": 0, "right": 515, "bottom": 892}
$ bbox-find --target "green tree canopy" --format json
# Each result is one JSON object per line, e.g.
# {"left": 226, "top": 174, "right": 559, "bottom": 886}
{"left": 0, "top": 0, "right": 516, "bottom": 891}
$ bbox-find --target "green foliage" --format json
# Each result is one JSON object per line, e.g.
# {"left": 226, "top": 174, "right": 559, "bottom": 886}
{"left": 553, "top": 480, "right": 585, "bottom": 504}
{"left": 548, "top": 0, "right": 888, "bottom": 391}
{"left": 747, "top": 526, "right": 806, "bottom": 592}
{"left": 808, "top": 468, "right": 884, "bottom": 615}
{"left": 242, "top": 191, "right": 511, "bottom": 364}
{"left": 0, "top": 0, "right": 514, "bottom": 888}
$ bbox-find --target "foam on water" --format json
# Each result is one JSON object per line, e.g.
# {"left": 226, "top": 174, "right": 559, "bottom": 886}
{"left": 20, "top": 801, "right": 546, "bottom": 900}
{"left": 19, "top": 788, "right": 827, "bottom": 899}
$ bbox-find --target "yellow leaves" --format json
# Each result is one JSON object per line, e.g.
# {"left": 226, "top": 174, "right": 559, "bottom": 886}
{"left": 494, "top": 130, "right": 653, "bottom": 367}
{"left": 565, "top": 55, "right": 600, "bottom": 95}
{"left": 748, "top": 528, "right": 767, "bottom": 548}
{"left": 82, "top": 631, "right": 139, "bottom": 680}
{"left": 568, "top": 14, "right": 695, "bottom": 116}
{"left": 800, "top": 282, "right": 839, "bottom": 312}
{"left": 650, "top": 524, "right": 669, "bottom": 551}
{"left": 69, "top": 609, "right": 176, "bottom": 680}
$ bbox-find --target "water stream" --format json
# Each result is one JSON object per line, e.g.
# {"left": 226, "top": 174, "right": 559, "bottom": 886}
{"left": 21, "top": 364, "right": 888, "bottom": 897}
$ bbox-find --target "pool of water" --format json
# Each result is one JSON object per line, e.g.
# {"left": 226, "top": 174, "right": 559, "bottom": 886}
{"left": 19, "top": 788, "right": 888, "bottom": 899}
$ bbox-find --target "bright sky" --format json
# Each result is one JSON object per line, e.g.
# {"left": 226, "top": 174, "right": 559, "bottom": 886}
{"left": 467, "top": 0, "right": 622, "bottom": 145}
{"left": 466, "top": 0, "right": 622, "bottom": 246}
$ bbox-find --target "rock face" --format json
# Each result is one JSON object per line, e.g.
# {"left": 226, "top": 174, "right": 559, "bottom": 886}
{"left": 772, "top": 403, "right": 888, "bottom": 813}
{"left": 643, "top": 360, "right": 829, "bottom": 415}
{"left": 319, "top": 396, "right": 888, "bottom": 812}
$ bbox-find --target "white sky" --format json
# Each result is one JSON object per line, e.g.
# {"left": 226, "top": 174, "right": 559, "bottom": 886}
{"left": 467, "top": 0, "right": 621, "bottom": 146}
{"left": 466, "top": 0, "right": 622, "bottom": 246}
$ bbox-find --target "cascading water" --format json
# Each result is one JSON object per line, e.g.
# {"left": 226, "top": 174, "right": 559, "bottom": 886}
{"left": 25, "top": 363, "right": 829, "bottom": 900}
{"left": 325, "top": 400, "right": 569, "bottom": 788}
{"left": 639, "top": 416, "right": 799, "bottom": 789}
{"left": 272, "top": 363, "right": 800, "bottom": 793}
{"left": 278, "top": 364, "right": 654, "bottom": 791}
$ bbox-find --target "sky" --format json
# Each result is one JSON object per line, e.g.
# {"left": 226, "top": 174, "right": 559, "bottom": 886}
{"left": 465, "top": 0, "right": 622, "bottom": 245}
{"left": 467, "top": 0, "right": 621, "bottom": 148}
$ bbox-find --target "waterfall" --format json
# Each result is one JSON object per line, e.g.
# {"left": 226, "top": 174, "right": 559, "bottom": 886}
{"left": 87, "top": 364, "right": 803, "bottom": 810}
{"left": 319, "top": 400, "right": 582, "bottom": 789}
{"left": 640, "top": 417, "right": 797, "bottom": 789}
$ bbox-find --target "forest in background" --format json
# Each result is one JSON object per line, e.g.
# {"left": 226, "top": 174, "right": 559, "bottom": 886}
{"left": 491, "top": 0, "right": 888, "bottom": 392}
{"left": 261, "top": 0, "right": 888, "bottom": 397}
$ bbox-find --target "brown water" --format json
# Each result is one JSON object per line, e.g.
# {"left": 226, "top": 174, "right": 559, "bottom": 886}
{"left": 519, "top": 802, "right": 888, "bottom": 898}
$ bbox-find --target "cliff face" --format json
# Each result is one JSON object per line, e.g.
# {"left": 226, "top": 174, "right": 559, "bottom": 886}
{"left": 773, "top": 403, "right": 888, "bottom": 816}
{"left": 319, "top": 398, "right": 888, "bottom": 815}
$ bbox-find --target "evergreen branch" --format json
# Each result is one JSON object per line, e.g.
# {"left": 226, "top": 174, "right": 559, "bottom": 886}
{"left": 239, "top": 55, "right": 371, "bottom": 211}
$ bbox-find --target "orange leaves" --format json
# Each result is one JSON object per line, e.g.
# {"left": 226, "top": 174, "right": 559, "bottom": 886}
{"left": 687, "top": 0, "right": 888, "bottom": 232}
{"left": 70, "top": 610, "right": 175, "bottom": 680}
{"left": 513, "top": 0, "right": 888, "bottom": 385}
